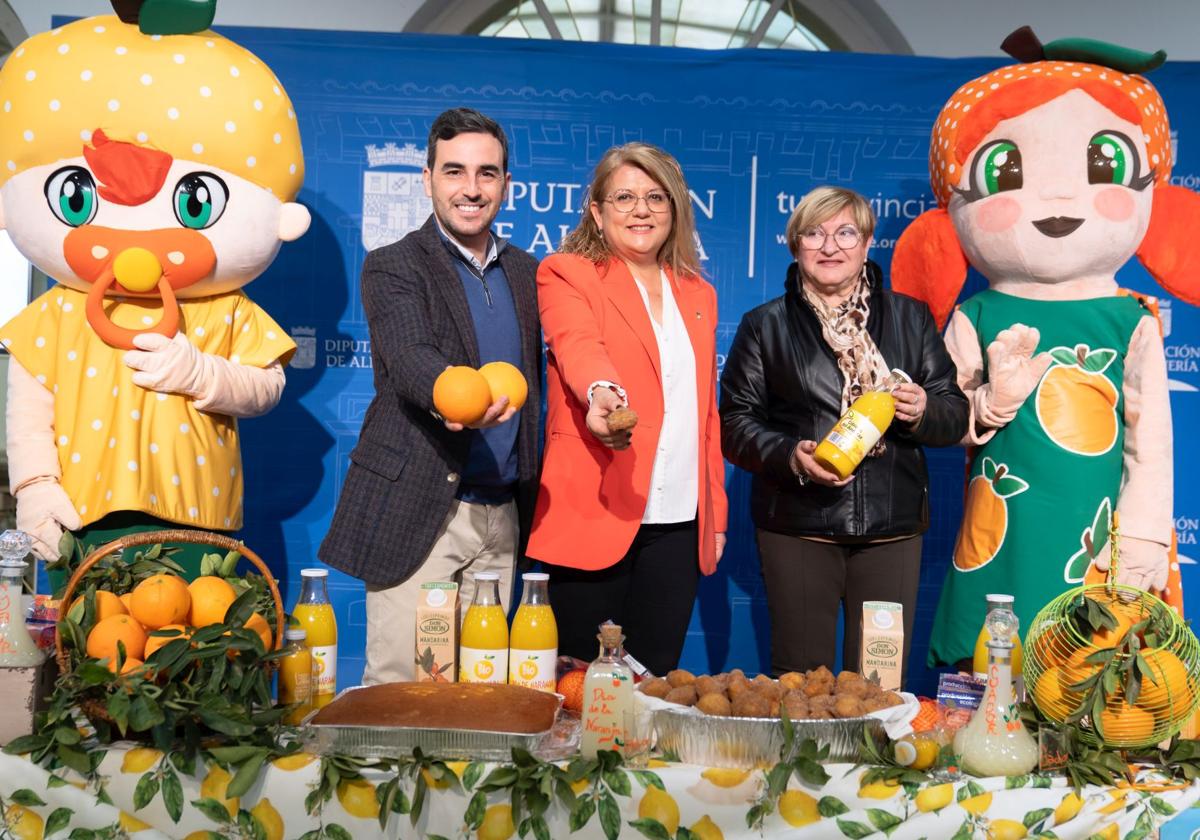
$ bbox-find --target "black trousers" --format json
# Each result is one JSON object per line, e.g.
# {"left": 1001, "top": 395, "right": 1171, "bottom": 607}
{"left": 756, "top": 530, "right": 922, "bottom": 681}
{"left": 547, "top": 519, "right": 699, "bottom": 676}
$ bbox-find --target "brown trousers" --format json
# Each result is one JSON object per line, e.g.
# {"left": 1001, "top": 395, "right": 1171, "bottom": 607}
{"left": 756, "top": 531, "right": 922, "bottom": 680}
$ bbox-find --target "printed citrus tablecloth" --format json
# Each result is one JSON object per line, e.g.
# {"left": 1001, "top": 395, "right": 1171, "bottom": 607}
{"left": 0, "top": 746, "right": 1197, "bottom": 839}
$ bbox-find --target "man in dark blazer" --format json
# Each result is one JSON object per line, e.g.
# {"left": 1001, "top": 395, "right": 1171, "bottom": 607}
{"left": 319, "top": 108, "right": 541, "bottom": 684}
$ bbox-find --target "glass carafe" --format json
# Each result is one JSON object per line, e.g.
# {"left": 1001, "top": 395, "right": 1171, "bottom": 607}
{"left": 0, "top": 531, "right": 45, "bottom": 666}
{"left": 954, "top": 607, "right": 1038, "bottom": 776}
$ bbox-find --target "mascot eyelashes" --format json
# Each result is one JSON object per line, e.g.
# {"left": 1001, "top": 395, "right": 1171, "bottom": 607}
{"left": 0, "top": 1, "right": 309, "bottom": 564}
{"left": 893, "top": 28, "right": 1200, "bottom": 666}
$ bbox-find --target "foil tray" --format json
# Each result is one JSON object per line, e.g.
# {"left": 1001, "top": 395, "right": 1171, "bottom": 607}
{"left": 299, "top": 686, "right": 575, "bottom": 762}
{"left": 653, "top": 707, "right": 883, "bottom": 768}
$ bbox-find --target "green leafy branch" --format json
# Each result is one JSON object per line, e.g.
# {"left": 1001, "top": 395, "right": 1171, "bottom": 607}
{"left": 857, "top": 724, "right": 932, "bottom": 788}
{"left": 745, "top": 710, "right": 831, "bottom": 830}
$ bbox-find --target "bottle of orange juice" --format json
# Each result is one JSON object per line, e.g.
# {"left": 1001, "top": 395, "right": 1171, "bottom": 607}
{"left": 460, "top": 573, "right": 508, "bottom": 684}
{"left": 509, "top": 573, "right": 557, "bottom": 692}
{"left": 814, "top": 368, "right": 911, "bottom": 479}
{"left": 278, "top": 627, "right": 314, "bottom": 724}
{"left": 293, "top": 568, "right": 337, "bottom": 708}
{"left": 973, "top": 594, "right": 1023, "bottom": 680}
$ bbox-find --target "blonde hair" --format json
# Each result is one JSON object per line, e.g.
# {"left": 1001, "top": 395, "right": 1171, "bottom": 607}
{"left": 559, "top": 143, "right": 702, "bottom": 277}
{"left": 784, "top": 187, "right": 876, "bottom": 259}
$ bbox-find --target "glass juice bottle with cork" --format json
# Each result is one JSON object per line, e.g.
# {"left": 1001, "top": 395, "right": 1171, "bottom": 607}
{"left": 581, "top": 622, "right": 634, "bottom": 758}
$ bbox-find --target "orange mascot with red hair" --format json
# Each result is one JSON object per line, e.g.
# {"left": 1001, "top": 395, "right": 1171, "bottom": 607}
{"left": 893, "top": 28, "right": 1200, "bottom": 666}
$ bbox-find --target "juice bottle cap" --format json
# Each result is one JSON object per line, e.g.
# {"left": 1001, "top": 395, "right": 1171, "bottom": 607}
{"left": 522, "top": 572, "right": 549, "bottom": 581}
{"left": 475, "top": 572, "right": 501, "bottom": 581}
{"left": 300, "top": 568, "right": 328, "bottom": 578}
{"left": 284, "top": 628, "right": 307, "bottom": 642}
{"left": 986, "top": 594, "right": 1015, "bottom": 603}
{"left": 888, "top": 368, "right": 912, "bottom": 383}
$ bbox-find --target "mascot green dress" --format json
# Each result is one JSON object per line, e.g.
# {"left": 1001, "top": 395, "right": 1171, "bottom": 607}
{"left": 893, "top": 29, "right": 1199, "bottom": 667}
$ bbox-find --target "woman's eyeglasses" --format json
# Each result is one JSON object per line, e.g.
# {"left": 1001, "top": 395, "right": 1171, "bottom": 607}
{"left": 602, "top": 190, "right": 672, "bottom": 214}
{"left": 798, "top": 226, "right": 862, "bottom": 250}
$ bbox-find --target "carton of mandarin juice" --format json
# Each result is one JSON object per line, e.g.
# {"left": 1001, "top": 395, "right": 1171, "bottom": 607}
{"left": 860, "top": 601, "right": 904, "bottom": 691}
{"left": 415, "top": 582, "right": 458, "bottom": 683}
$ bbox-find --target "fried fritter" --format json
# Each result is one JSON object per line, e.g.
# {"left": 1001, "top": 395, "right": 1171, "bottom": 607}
{"left": 605, "top": 406, "right": 639, "bottom": 432}
{"left": 638, "top": 677, "right": 672, "bottom": 699}
{"left": 781, "top": 691, "right": 809, "bottom": 720}
{"left": 834, "top": 695, "right": 866, "bottom": 718}
{"left": 666, "top": 669, "right": 696, "bottom": 688}
{"left": 663, "top": 685, "right": 698, "bottom": 706}
{"left": 727, "top": 676, "right": 753, "bottom": 698}
{"left": 731, "top": 691, "right": 771, "bottom": 718}
{"left": 778, "top": 672, "right": 805, "bottom": 692}
{"left": 696, "top": 692, "right": 732, "bottom": 717}
{"left": 693, "top": 675, "right": 724, "bottom": 698}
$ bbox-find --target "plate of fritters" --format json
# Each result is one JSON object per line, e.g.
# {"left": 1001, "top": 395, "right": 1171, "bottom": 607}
{"left": 638, "top": 665, "right": 906, "bottom": 719}
{"left": 638, "top": 666, "right": 916, "bottom": 767}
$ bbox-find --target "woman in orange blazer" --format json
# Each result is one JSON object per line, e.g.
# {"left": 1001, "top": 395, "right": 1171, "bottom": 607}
{"left": 527, "top": 142, "right": 727, "bottom": 675}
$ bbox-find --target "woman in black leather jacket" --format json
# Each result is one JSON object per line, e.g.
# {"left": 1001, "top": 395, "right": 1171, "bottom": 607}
{"left": 720, "top": 186, "right": 968, "bottom": 679}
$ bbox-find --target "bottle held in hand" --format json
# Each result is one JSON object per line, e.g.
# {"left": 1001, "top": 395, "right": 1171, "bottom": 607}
{"left": 814, "top": 368, "right": 910, "bottom": 479}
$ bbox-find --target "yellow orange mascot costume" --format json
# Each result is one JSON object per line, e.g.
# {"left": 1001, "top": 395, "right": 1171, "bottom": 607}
{"left": 893, "top": 28, "right": 1200, "bottom": 666}
{"left": 0, "top": 0, "right": 308, "bottom": 565}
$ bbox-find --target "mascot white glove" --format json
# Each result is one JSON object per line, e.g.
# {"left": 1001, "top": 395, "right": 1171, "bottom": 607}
{"left": 1094, "top": 535, "right": 1170, "bottom": 594}
{"left": 15, "top": 480, "right": 82, "bottom": 562}
{"left": 976, "top": 324, "right": 1053, "bottom": 428}
{"left": 123, "top": 332, "right": 210, "bottom": 397}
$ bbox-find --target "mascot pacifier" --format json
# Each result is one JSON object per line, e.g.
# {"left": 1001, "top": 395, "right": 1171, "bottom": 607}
{"left": 892, "top": 27, "right": 1200, "bottom": 666}
{"left": 0, "top": 0, "right": 309, "bottom": 562}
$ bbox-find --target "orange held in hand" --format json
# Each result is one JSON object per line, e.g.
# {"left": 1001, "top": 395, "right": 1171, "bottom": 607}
{"left": 130, "top": 573, "right": 192, "bottom": 630}
{"left": 479, "top": 361, "right": 528, "bottom": 410}
{"left": 433, "top": 366, "right": 492, "bottom": 425}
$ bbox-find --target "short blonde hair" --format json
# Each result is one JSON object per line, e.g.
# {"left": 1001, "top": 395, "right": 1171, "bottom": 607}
{"left": 559, "top": 143, "right": 702, "bottom": 277}
{"left": 784, "top": 187, "right": 876, "bottom": 259}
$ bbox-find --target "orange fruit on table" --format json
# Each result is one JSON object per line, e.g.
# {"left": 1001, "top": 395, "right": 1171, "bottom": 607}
{"left": 119, "top": 592, "right": 134, "bottom": 613}
{"left": 245, "top": 612, "right": 273, "bottom": 651}
{"left": 1036, "top": 344, "right": 1119, "bottom": 455}
{"left": 433, "top": 366, "right": 492, "bottom": 424}
{"left": 952, "top": 457, "right": 1028, "bottom": 571}
{"left": 479, "top": 361, "right": 528, "bottom": 410}
{"left": 144, "top": 624, "right": 191, "bottom": 659}
{"left": 1136, "top": 647, "right": 1194, "bottom": 719}
{"left": 556, "top": 668, "right": 586, "bottom": 713}
{"left": 226, "top": 612, "right": 274, "bottom": 654}
{"left": 1030, "top": 666, "right": 1083, "bottom": 721}
{"left": 1097, "top": 700, "right": 1156, "bottom": 745}
{"left": 130, "top": 573, "right": 191, "bottom": 629}
{"left": 70, "top": 589, "right": 128, "bottom": 622}
{"left": 86, "top": 613, "right": 147, "bottom": 663}
{"left": 187, "top": 575, "right": 238, "bottom": 627}
{"left": 110, "top": 656, "right": 145, "bottom": 675}
{"left": 1080, "top": 591, "right": 1152, "bottom": 648}
{"left": 1058, "top": 647, "right": 1102, "bottom": 695}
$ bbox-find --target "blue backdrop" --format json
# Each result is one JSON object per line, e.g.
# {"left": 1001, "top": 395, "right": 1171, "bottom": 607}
{"left": 104, "top": 24, "right": 1199, "bottom": 696}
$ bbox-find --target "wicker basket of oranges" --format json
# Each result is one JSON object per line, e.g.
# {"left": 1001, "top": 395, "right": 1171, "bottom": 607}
{"left": 54, "top": 529, "right": 284, "bottom": 735}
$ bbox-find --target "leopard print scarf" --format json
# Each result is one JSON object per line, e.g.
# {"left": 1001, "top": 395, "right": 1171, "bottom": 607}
{"left": 801, "top": 266, "right": 892, "bottom": 455}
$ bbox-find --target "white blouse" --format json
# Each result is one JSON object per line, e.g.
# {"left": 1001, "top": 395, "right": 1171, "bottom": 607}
{"left": 633, "top": 270, "right": 699, "bottom": 524}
